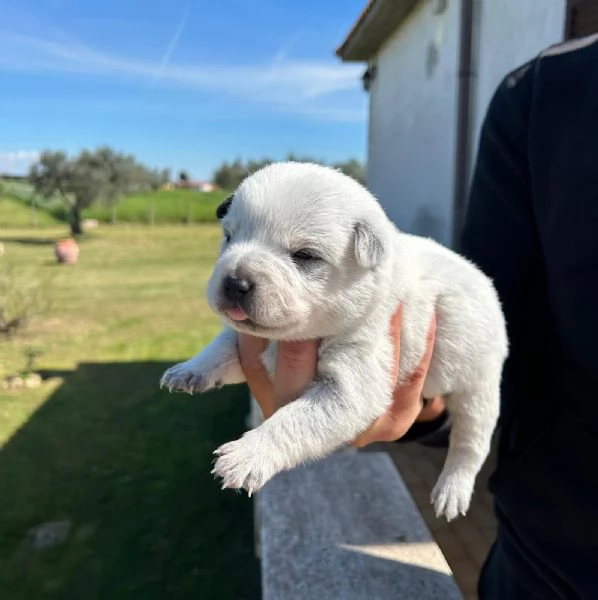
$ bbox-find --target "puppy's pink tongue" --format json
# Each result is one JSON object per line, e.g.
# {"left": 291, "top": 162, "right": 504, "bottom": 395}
{"left": 225, "top": 307, "right": 248, "bottom": 321}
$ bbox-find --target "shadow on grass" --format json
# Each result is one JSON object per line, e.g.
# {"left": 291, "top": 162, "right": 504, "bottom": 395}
{"left": 0, "top": 237, "right": 59, "bottom": 246}
{"left": 0, "top": 361, "right": 260, "bottom": 600}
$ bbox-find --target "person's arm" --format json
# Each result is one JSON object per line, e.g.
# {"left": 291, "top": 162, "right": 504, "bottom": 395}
{"left": 396, "top": 60, "right": 548, "bottom": 449}
{"left": 461, "top": 59, "right": 555, "bottom": 449}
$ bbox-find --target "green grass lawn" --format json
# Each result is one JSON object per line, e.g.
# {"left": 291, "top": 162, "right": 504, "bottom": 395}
{"left": 0, "top": 195, "right": 62, "bottom": 229}
{"left": 84, "top": 190, "right": 228, "bottom": 224}
{"left": 0, "top": 225, "right": 260, "bottom": 599}
{"left": 1, "top": 185, "right": 226, "bottom": 227}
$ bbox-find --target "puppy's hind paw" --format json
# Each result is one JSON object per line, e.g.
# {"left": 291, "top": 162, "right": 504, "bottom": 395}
{"left": 430, "top": 472, "right": 474, "bottom": 522}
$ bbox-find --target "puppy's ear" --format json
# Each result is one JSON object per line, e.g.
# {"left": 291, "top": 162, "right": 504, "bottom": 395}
{"left": 216, "top": 194, "right": 234, "bottom": 220}
{"left": 354, "top": 222, "right": 385, "bottom": 268}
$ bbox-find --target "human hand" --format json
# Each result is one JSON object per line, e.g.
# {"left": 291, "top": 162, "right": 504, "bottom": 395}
{"left": 352, "top": 305, "right": 439, "bottom": 447}
{"left": 238, "top": 335, "right": 319, "bottom": 420}
{"left": 238, "top": 305, "right": 442, "bottom": 446}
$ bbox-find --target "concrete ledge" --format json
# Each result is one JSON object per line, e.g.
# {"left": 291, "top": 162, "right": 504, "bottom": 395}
{"left": 257, "top": 449, "right": 463, "bottom": 600}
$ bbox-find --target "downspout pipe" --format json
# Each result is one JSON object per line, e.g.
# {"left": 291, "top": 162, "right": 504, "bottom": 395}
{"left": 452, "top": 0, "right": 480, "bottom": 250}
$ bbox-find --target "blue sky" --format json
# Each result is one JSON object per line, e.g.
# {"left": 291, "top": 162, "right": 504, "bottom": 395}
{"left": 0, "top": 0, "right": 367, "bottom": 179}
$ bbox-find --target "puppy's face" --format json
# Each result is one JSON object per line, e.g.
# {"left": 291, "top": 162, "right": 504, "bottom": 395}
{"left": 206, "top": 162, "right": 389, "bottom": 340}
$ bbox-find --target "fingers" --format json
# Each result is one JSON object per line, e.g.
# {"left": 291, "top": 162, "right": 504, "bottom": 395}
{"left": 400, "top": 312, "right": 437, "bottom": 391}
{"left": 416, "top": 396, "right": 446, "bottom": 423}
{"left": 385, "top": 312, "right": 437, "bottom": 422}
{"left": 238, "top": 334, "right": 319, "bottom": 419}
{"left": 238, "top": 333, "right": 275, "bottom": 418}
{"left": 353, "top": 311, "right": 437, "bottom": 448}
{"left": 388, "top": 304, "right": 403, "bottom": 384}
{"left": 274, "top": 339, "right": 319, "bottom": 406}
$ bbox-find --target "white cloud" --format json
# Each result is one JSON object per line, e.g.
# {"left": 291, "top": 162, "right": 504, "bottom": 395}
{"left": 0, "top": 150, "right": 40, "bottom": 175}
{"left": 0, "top": 32, "right": 365, "bottom": 120}
{"left": 287, "top": 104, "right": 367, "bottom": 123}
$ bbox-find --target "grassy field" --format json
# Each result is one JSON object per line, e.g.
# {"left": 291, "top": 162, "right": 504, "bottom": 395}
{"left": 84, "top": 189, "right": 227, "bottom": 224}
{"left": 2, "top": 184, "right": 226, "bottom": 226}
{"left": 0, "top": 194, "right": 63, "bottom": 228}
{"left": 0, "top": 225, "right": 260, "bottom": 599}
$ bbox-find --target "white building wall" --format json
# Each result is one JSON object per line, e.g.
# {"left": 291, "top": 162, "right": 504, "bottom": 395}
{"left": 365, "top": 0, "right": 565, "bottom": 247}
{"left": 470, "top": 0, "right": 566, "bottom": 174}
{"left": 367, "top": 0, "right": 461, "bottom": 247}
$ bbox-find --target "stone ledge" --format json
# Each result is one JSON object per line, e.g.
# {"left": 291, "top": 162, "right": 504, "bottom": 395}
{"left": 257, "top": 449, "right": 463, "bottom": 600}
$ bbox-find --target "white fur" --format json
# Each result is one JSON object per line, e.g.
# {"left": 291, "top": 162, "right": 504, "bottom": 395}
{"left": 160, "top": 161, "right": 508, "bottom": 521}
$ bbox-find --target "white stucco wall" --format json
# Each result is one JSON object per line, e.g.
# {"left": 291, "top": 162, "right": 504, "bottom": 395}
{"left": 365, "top": 0, "right": 565, "bottom": 247}
{"left": 367, "top": 0, "right": 461, "bottom": 247}
{"left": 470, "top": 0, "right": 566, "bottom": 169}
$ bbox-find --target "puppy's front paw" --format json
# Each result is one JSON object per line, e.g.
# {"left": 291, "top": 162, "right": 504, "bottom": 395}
{"left": 431, "top": 471, "right": 474, "bottom": 522}
{"left": 212, "top": 431, "right": 279, "bottom": 495}
{"left": 160, "top": 359, "right": 223, "bottom": 394}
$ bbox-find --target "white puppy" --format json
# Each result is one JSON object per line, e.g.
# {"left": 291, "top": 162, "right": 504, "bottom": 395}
{"left": 161, "top": 161, "right": 508, "bottom": 521}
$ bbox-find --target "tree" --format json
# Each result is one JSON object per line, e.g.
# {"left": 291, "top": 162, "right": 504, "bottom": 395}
{"left": 212, "top": 156, "right": 365, "bottom": 190}
{"left": 333, "top": 159, "right": 366, "bottom": 185}
{"left": 213, "top": 160, "right": 247, "bottom": 190}
{"left": 30, "top": 147, "right": 157, "bottom": 235}
{"left": 160, "top": 168, "right": 171, "bottom": 186}
{"left": 148, "top": 168, "right": 171, "bottom": 190}
{"left": 178, "top": 170, "right": 189, "bottom": 185}
{"left": 213, "top": 161, "right": 232, "bottom": 189}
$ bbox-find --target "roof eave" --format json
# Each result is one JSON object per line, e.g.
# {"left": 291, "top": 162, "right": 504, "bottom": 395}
{"left": 336, "top": 0, "right": 420, "bottom": 62}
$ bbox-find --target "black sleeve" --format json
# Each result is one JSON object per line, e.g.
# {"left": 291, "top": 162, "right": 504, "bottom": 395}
{"left": 461, "top": 59, "right": 556, "bottom": 451}
{"left": 397, "top": 60, "right": 549, "bottom": 449}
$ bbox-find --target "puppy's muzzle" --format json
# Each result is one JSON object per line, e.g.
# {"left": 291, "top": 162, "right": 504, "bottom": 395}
{"left": 223, "top": 275, "right": 254, "bottom": 305}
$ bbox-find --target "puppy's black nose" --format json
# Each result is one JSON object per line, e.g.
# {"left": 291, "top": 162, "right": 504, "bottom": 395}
{"left": 223, "top": 275, "right": 253, "bottom": 301}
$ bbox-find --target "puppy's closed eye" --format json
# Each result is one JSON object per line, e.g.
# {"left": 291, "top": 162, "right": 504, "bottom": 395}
{"left": 291, "top": 249, "right": 320, "bottom": 263}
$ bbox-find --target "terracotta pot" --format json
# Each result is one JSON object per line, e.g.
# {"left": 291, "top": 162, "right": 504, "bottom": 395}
{"left": 54, "top": 238, "right": 79, "bottom": 264}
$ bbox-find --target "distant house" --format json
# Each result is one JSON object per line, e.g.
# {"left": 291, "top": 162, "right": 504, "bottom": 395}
{"left": 337, "top": 0, "right": 598, "bottom": 248}
{"left": 173, "top": 180, "right": 219, "bottom": 192}
{"left": 189, "top": 181, "right": 219, "bottom": 193}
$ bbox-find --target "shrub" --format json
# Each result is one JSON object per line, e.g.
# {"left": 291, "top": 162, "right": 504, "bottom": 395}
{"left": 0, "top": 265, "right": 52, "bottom": 338}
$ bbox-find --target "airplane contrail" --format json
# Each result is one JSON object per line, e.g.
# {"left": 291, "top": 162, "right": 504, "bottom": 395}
{"left": 148, "top": 1, "right": 191, "bottom": 90}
